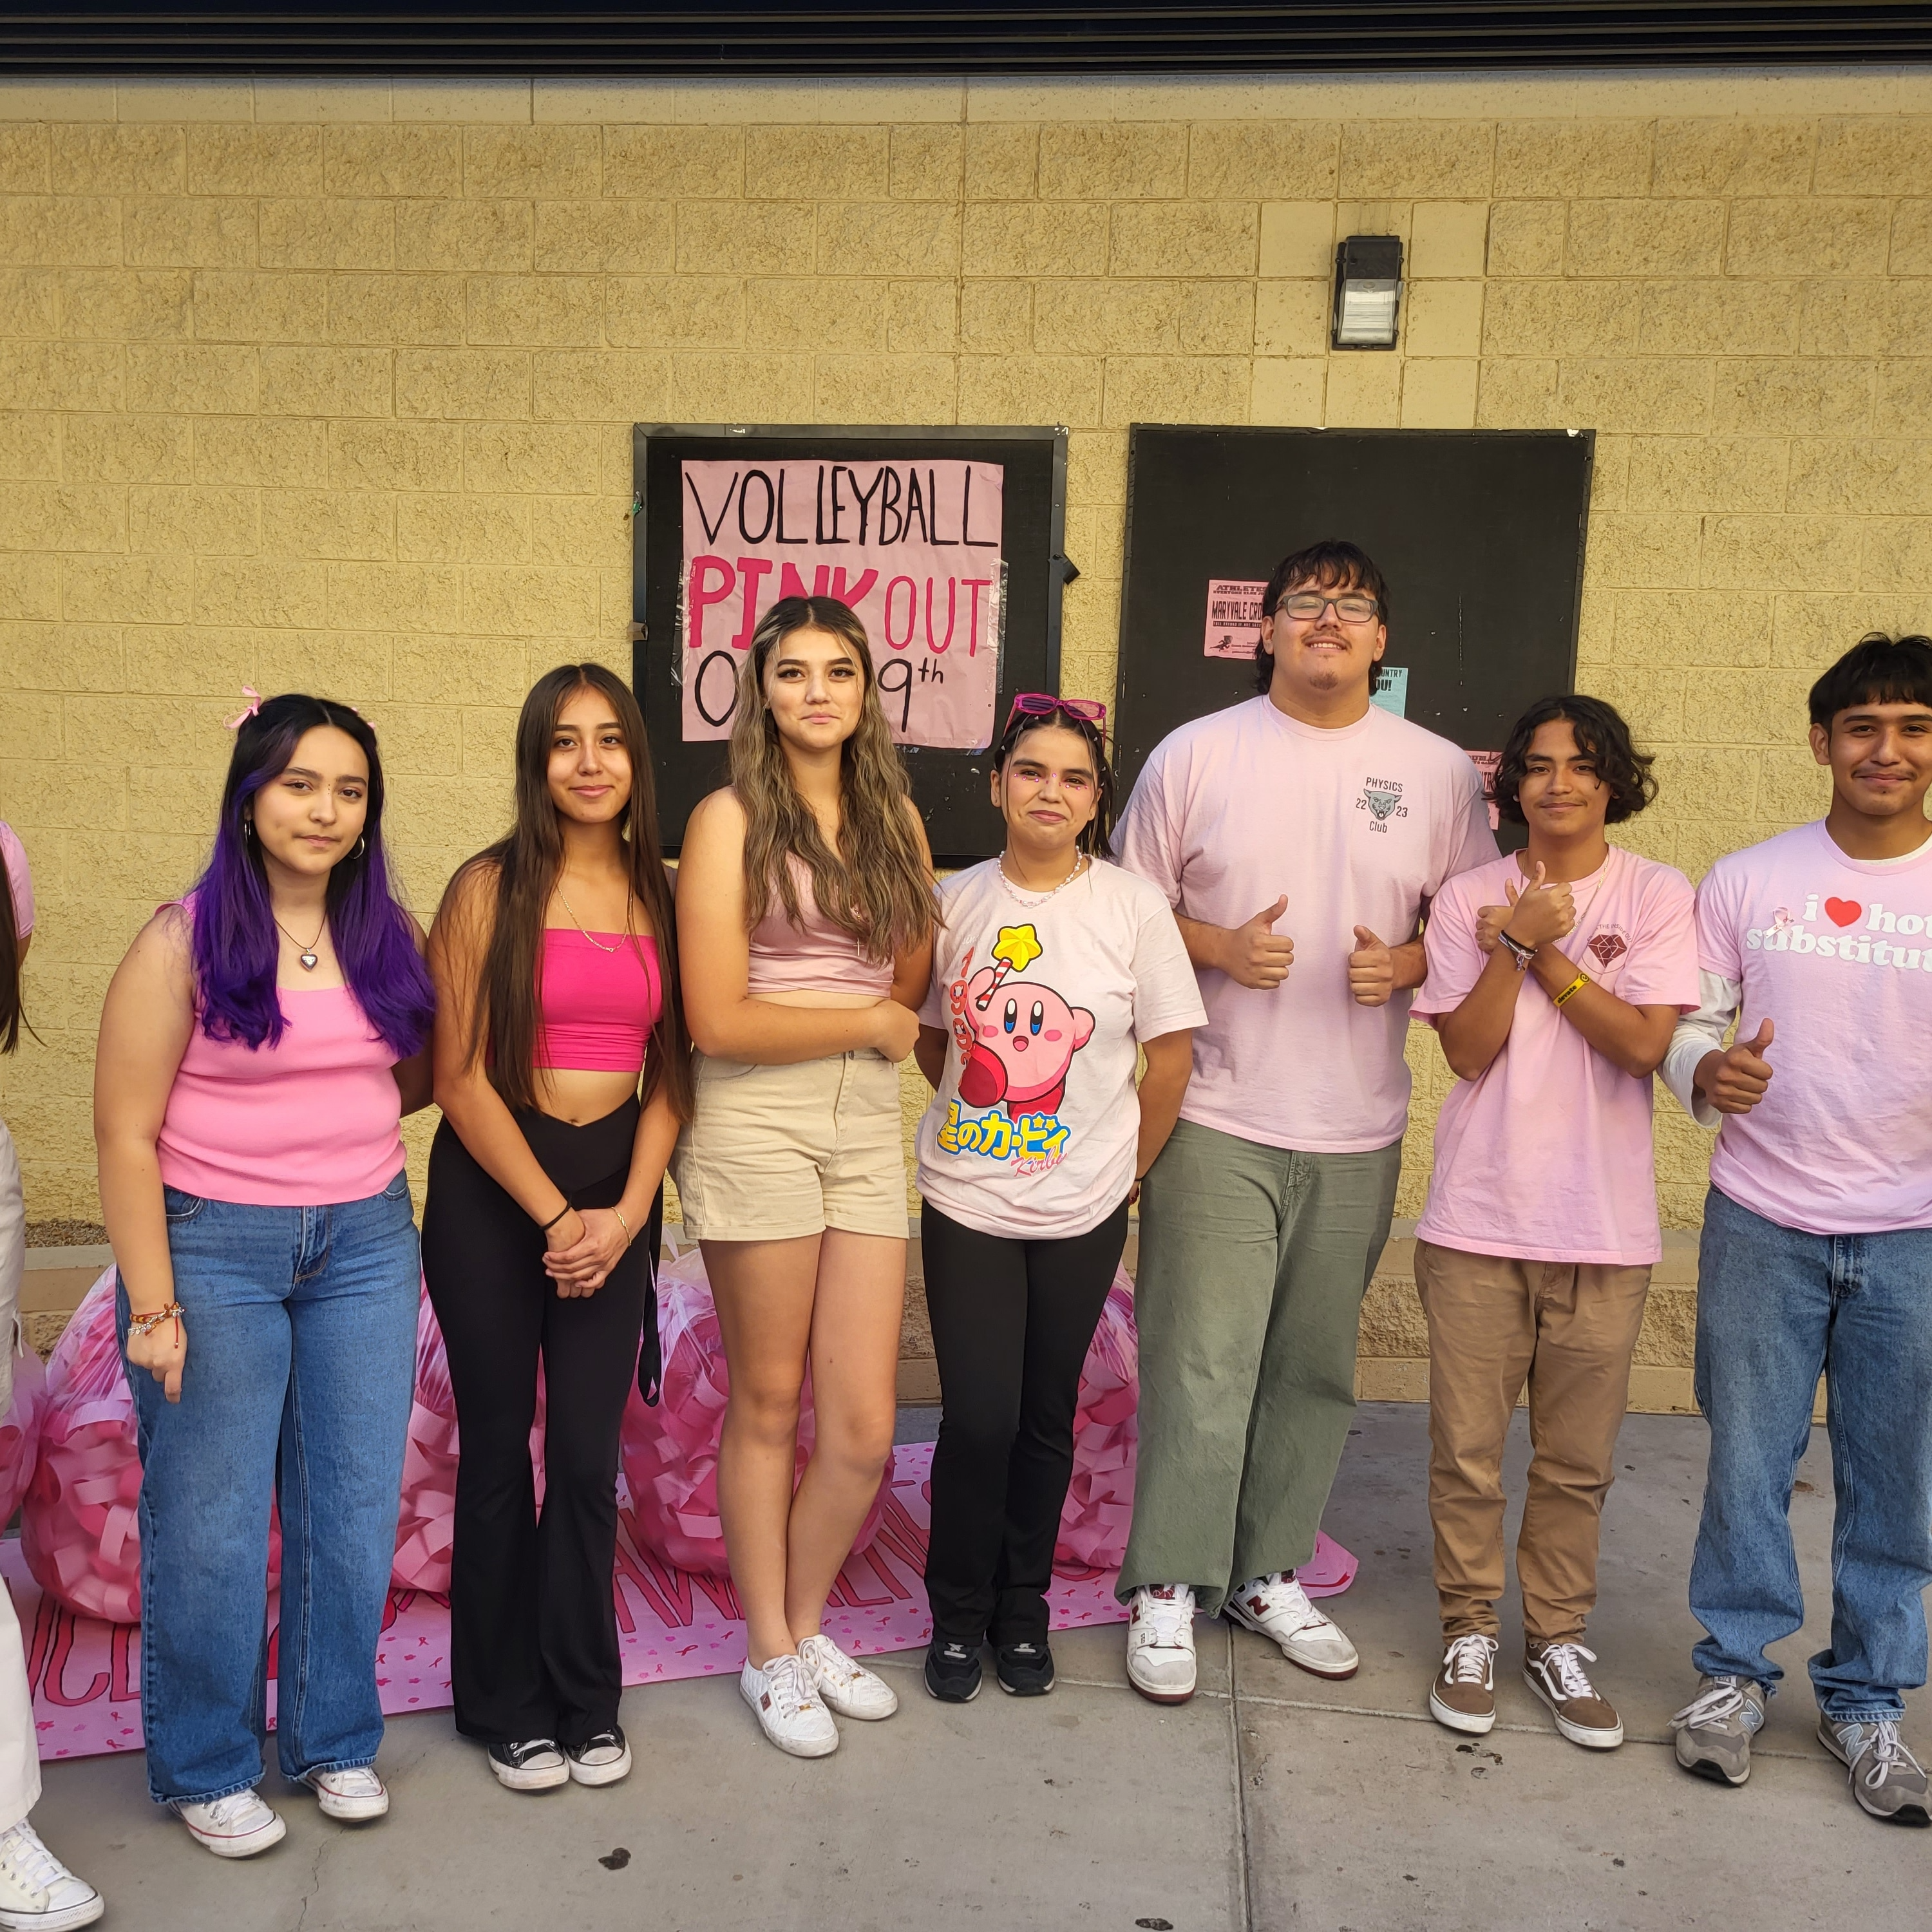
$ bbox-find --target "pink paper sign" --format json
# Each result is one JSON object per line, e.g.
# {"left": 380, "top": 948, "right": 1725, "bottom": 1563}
{"left": 1204, "top": 578, "right": 1267, "bottom": 659}
{"left": 1467, "top": 748, "right": 1502, "bottom": 831}
{"left": 679, "top": 458, "right": 1005, "bottom": 750}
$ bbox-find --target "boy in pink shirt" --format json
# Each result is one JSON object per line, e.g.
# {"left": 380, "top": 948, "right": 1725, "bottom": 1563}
{"left": 1660, "top": 634, "right": 1932, "bottom": 1826}
{"left": 1411, "top": 696, "right": 1698, "bottom": 1748}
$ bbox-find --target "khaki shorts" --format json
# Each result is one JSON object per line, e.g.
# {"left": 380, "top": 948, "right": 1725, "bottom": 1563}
{"left": 671, "top": 1048, "right": 908, "bottom": 1243}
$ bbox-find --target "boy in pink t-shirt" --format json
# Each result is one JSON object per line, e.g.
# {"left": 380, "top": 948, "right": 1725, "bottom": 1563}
{"left": 1658, "top": 634, "right": 1932, "bottom": 1826}
{"left": 1411, "top": 697, "right": 1698, "bottom": 1750}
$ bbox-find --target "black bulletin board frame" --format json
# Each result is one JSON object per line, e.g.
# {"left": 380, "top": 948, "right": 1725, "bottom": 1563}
{"left": 1114, "top": 427, "right": 1595, "bottom": 838}
{"left": 631, "top": 423, "right": 1070, "bottom": 866}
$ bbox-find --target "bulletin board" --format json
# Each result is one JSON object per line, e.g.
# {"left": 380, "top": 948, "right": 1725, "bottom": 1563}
{"left": 1115, "top": 428, "right": 1595, "bottom": 833}
{"left": 632, "top": 424, "right": 1070, "bottom": 865}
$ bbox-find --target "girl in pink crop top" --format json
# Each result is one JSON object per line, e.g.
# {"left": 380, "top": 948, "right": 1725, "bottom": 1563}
{"left": 534, "top": 931, "right": 663, "bottom": 1069}
{"left": 746, "top": 861, "right": 895, "bottom": 1001}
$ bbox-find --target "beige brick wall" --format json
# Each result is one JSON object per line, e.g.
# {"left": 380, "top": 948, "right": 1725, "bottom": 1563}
{"left": 4, "top": 70, "right": 1931, "bottom": 1285}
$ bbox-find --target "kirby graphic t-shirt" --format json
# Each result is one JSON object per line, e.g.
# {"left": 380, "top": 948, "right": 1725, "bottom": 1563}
{"left": 1694, "top": 821, "right": 1932, "bottom": 1235}
{"left": 916, "top": 858, "right": 1206, "bottom": 1240}
{"left": 1412, "top": 846, "right": 1700, "bottom": 1265}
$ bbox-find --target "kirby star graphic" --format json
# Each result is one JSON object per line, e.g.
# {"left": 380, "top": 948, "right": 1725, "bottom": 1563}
{"left": 952, "top": 923, "right": 1095, "bottom": 1119}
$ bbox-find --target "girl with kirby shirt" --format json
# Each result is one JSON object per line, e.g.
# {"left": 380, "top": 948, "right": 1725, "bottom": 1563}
{"left": 912, "top": 697, "right": 1203, "bottom": 1702}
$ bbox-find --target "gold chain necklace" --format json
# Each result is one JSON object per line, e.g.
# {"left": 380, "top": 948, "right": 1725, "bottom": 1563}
{"left": 556, "top": 883, "right": 629, "bottom": 954}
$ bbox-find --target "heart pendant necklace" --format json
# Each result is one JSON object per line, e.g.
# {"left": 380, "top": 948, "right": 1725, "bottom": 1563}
{"left": 274, "top": 914, "right": 327, "bottom": 971}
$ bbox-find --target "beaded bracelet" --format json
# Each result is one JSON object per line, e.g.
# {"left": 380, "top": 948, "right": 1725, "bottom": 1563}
{"left": 128, "top": 1302, "right": 185, "bottom": 1339}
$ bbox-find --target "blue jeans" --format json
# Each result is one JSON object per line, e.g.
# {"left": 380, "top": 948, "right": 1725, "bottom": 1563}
{"left": 120, "top": 1173, "right": 419, "bottom": 1806}
{"left": 1690, "top": 1185, "right": 1932, "bottom": 1721}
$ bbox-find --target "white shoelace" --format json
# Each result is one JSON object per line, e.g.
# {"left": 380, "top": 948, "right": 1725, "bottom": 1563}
{"left": 1671, "top": 1676, "right": 1754, "bottom": 1731}
{"left": 318, "top": 1767, "right": 383, "bottom": 1795}
{"left": 1138, "top": 1587, "right": 1195, "bottom": 1647}
{"left": 197, "top": 1792, "right": 269, "bottom": 1829}
{"left": 0, "top": 1822, "right": 67, "bottom": 1895}
{"left": 762, "top": 1653, "right": 820, "bottom": 1721}
{"left": 1254, "top": 1573, "right": 1329, "bottom": 1636}
{"left": 1535, "top": 1642, "right": 1600, "bottom": 1700}
{"left": 1442, "top": 1634, "right": 1497, "bottom": 1685}
{"left": 802, "top": 1634, "right": 861, "bottom": 1687}
{"left": 1843, "top": 1720, "right": 1927, "bottom": 1792}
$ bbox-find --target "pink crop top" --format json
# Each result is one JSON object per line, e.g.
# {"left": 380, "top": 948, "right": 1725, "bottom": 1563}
{"left": 158, "top": 987, "right": 404, "bottom": 1208}
{"left": 535, "top": 930, "right": 661, "bottom": 1072}
{"left": 746, "top": 859, "right": 894, "bottom": 1000}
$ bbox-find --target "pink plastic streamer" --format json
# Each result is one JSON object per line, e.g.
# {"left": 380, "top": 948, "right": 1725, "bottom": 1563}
{"left": 392, "top": 1285, "right": 545, "bottom": 1595}
{"left": 620, "top": 1248, "right": 886, "bottom": 1576}
{"left": 0, "top": 1340, "right": 47, "bottom": 1527}
{"left": 1055, "top": 1269, "right": 1140, "bottom": 1571}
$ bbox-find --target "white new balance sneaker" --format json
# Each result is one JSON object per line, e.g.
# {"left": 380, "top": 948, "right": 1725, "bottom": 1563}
{"left": 799, "top": 1633, "right": 898, "bottom": 1721}
{"left": 175, "top": 1789, "right": 286, "bottom": 1859}
{"left": 1224, "top": 1571, "right": 1359, "bottom": 1680}
{"left": 741, "top": 1653, "right": 839, "bottom": 1757}
{"left": 299, "top": 1765, "right": 389, "bottom": 1821}
{"left": 0, "top": 1822, "right": 102, "bottom": 1930}
{"left": 1125, "top": 1585, "right": 1198, "bottom": 1705}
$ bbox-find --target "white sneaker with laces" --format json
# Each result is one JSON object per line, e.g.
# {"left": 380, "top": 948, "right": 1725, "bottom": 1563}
{"left": 1224, "top": 1572, "right": 1360, "bottom": 1680}
{"left": 0, "top": 1822, "right": 102, "bottom": 1931}
{"left": 300, "top": 1765, "right": 389, "bottom": 1821}
{"left": 1125, "top": 1585, "right": 1198, "bottom": 1704}
{"left": 799, "top": 1633, "right": 898, "bottom": 1721}
{"left": 175, "top": 1789, "right": 286, "bottom": 1859}
{"left": 741, "top": 1653, "right": 839, "bottom": 1757}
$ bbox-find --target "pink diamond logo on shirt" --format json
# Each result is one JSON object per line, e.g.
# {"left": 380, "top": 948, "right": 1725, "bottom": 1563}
{"left": 1587, "top": 931, "right": 1629, "bottom": 969}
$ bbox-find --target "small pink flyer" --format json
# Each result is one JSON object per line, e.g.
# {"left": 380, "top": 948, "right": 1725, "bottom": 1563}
{"left": 1203, "top": 578, "right": 1267, "bottom": 659}
{"left": 1467, "top": 749, "right": 1502, "bottom": 830}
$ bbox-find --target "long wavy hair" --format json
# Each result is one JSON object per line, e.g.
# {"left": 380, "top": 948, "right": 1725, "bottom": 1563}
{"left": 444, "top": 663, "right": 690, "bottom": 1120}
{"left": 728, "top": 596, "right": 935, "bottom": 963}
{"left": 191, "top": 694, "right": 435, "bottom": 1056}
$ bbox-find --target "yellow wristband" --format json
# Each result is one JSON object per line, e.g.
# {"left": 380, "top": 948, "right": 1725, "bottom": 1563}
{"left": 1552, "top": 972, "right": 1589, "bottom": 1009}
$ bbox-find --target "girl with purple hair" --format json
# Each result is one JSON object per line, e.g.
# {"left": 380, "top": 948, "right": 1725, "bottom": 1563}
{"left": 94, "top": 694, "right": 435, "bottom": 1859}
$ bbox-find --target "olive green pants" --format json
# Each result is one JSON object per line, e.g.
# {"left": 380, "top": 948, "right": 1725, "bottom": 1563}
{"left": 1120, "top": 1119, "right": 1402, "bottom": 1616}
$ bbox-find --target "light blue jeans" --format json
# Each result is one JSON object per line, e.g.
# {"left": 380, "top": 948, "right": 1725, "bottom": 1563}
{"left": 120, "top": 1174, "right": 418, "bottom": 1806}
{"left": 1690, "top": 1185, "right": 1932, "bottom": 1722}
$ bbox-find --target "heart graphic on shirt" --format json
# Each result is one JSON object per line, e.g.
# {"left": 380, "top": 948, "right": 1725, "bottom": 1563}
{"left": 1587, "top": 932, "right": 1627, "bottom": 968}
{"left": 1824, "top": 897, "right": 1862, "bottom": 927}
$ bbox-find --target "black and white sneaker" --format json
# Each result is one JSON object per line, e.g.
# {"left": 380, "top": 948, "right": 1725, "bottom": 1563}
{"left": 488, "top": 1738, "right": 569, "bottom": 1792}
{"left": 994, "top": 1640, "right": 1055, "bottom": 1696}
{"left": 923, "top": 1638, "right": 983, "bottom": 1703}
{"left": 566, "top": 1728, "right": 632, "bottom": 1787}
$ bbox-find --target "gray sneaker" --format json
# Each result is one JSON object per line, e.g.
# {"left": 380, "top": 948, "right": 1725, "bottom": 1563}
{"left": 1671, "top": 1674, "right": 1766, "bottom": 1786}
{"left": 1818, "top": 1717, "right": 1931, "bottom": 1826}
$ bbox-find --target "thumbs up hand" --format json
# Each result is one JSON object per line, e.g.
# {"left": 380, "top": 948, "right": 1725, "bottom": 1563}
{"left": 1348, "top": 925, "right": 1397, "bottom": 1007}
{"left": 1219, "top": 896, "right": 1294, "bottom": 989}
{"left": 1698, "top": 1016, "right": 1776, "bottom": 1115}
{"left": 1500, "top": 861, "right": 1577, "bottom": 951}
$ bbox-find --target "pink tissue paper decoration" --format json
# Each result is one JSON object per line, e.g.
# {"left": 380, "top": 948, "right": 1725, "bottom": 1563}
{"left": 392, "top": 1285, "right": 546, "bottom": 1594}
{"left": 620, "top": 1247, "right": 886, "bottom": 1576}
{"left": 21, "top": 1267, "right": 280, "bottom": 1624}
{"left": 0, "top": 1336, "right": 47, "bottom": 1526}
{"left": 1055, "top": 1267, "right": 1139, "bottom": 1571}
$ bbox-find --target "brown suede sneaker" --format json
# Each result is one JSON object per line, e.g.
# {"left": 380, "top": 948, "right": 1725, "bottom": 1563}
{"left": 1429, "top": 1633, "right": 1499, "bottom": 1734}
{"left": 1524, "top": 1640, "right": 1624, "bottom": 1749}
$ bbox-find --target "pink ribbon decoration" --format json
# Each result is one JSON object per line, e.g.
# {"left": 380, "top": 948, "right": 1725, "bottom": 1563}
{"left": 0, "top": 1338, "right": 47, "bottom": 1528}
{"left": 620, "top": 1247, "right": 886, "bottom": 1577}
{"left": 1055, "top": 1269, "right": 1141, "bottom": 1571}
{"left": 223, "top": 686, "right": 261, "bottom": 730}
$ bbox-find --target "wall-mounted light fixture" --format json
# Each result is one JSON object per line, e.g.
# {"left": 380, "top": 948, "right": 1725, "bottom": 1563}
{"left": 1331, "top": 235, "right": 1403, "bottom": 350}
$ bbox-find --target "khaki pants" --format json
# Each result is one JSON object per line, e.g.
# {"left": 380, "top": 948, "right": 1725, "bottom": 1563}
{"left": 1414, "top": 1240, "right": 1651, "bottom": 1646}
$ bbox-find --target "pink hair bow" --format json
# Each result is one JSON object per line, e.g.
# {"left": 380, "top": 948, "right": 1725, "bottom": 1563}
{"left": 225, "top": 687, "right": 261, "bottom": 730}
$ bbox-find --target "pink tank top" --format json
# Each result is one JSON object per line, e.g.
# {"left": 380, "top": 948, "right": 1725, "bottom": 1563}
{"left": 158, "top": 987, "right": 404, "bottom": 1208}
{"left": 535, "top": 930, "right": 661, "bottom": 1072}
{"left": 746, "top": 859, "right": 893, "bottom": 1000}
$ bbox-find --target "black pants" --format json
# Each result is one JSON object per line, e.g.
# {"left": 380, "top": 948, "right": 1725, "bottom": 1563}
{"left": 421, "top": 1100, "right": 647, "bottom": 1749}
{"left": 921, "top": 1197, "right": 1131, "bottom": 1645}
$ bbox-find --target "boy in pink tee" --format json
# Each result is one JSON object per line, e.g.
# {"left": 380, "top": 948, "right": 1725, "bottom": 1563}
{"left": 1411, "top": 697, "right": 1697, "bottom": 1750}
{"left": 1660, "top": 634, "right": 1932, "bottom": 1826}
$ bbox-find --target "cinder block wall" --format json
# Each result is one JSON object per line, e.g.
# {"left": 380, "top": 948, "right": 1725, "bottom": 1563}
{"left": 3, "top": 71, "right": 1929, "bottom": 1403}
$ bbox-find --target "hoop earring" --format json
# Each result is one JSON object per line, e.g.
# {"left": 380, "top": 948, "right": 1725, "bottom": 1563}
{"left": 352, "top": 835, "right": 366, "bottom": 860}
{"left": 242, "top": 817, "right": 254, "bottom": 840}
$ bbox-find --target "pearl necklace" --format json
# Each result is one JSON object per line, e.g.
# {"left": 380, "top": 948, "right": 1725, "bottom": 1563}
{"left": 995, "top": 850, "right": 1088, "bottom": 909}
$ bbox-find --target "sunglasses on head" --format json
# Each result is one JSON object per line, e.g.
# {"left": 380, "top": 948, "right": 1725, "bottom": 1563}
{"left": 1002, "top": 693, "right": 1108, "bottom": 737}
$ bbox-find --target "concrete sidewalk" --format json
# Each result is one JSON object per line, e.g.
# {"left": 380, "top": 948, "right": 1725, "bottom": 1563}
{"left": 27, "top": 1403, "right": 1930, "bottom": 1931}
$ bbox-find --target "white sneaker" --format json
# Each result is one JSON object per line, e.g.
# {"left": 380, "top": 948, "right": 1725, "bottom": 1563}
{"left": 567, "top": 1728, "right": 633, "bottom": 1786}
{"left": 176, "top": 1789, "right": 287, "bottom": 1859}
{"left": 1125, "top": 1585, "right": 1198, "bottom": 1705}
{"left": 488, "top": 1739, "right": 569, "bottom": 1792}
{"left": 1225, "top": 1571, "right": 1360, "bottom": 1680}
{"left": 300, "top": 1765, "right": 389, "bottom": 1821}
{"left": 0, "top": 1823, "right": 102, "bottom": 1931}
{"left": 740, "top": 1653, "right": 838, "bottom": 1758}
{"left": 799, "top": 1633, "right": 898, "bottom": 1721}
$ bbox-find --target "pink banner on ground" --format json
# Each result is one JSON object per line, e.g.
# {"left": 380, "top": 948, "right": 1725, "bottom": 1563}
{"left": 678, "top": 457, "right": 1005, "bottom": 750}
{"left": 3, "top": 1443, "right": 1356, "bottom": 1764}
